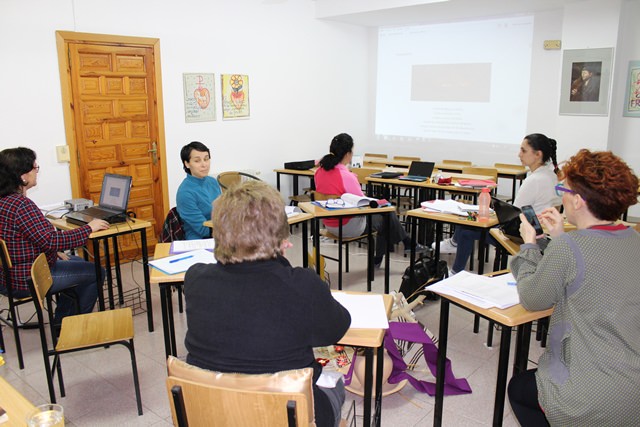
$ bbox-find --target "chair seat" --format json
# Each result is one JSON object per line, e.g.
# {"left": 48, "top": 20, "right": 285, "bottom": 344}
{"left": 56, "top": 308, "right": 134, "bottom": 352}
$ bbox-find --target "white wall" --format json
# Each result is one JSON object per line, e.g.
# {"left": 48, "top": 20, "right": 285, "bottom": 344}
{"left": 0, "top": 0, "right": 370, "bottom": 207}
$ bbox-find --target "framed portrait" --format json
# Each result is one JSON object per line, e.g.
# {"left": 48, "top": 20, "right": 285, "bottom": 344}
{"left": 221, "top": 74, "right": 250, "bottom": 120}
{"left": 559, "top": 48, "right": 613, "bottom": 116}
{"left": 623, "top": 60, "right": 640, "bottom": 117}
{"left": 183, "top": 73, "right": 216, "bottom": 123}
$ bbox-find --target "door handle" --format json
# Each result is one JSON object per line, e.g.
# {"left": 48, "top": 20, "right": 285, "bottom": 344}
{"left": 148, "top": 142, "right": 158, "bottom": 165}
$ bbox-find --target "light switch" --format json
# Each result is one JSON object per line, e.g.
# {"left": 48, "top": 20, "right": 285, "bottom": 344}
{"left": 543, "top": 40, "right": 561, "bottom": 50}
{"left": 56, "top": 145, "right": 70, "bottom": 162}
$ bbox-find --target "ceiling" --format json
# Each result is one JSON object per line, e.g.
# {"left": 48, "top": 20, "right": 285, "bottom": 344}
{"left": 315, "top": 0, "right": 587, "bottom": 27}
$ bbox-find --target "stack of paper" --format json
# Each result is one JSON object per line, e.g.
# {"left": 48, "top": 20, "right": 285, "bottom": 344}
{"left": 421, "top": 200, "right": 477, "bottom": 216}
{"left": 428, "top": 271, "right": 520, "bottom": 309}
{"left": 170, "top": 238, "right": 215, "bottom": 254}
{"left": 149, "top": 249, "right": 216, "bottom": 275}
{"left": 285, "top": 205, "right": 302, "bottom": 218}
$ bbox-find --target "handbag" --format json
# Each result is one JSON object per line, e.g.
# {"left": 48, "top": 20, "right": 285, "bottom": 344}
{"left": 399, "top": 256, "right": 448, "bottom": 302}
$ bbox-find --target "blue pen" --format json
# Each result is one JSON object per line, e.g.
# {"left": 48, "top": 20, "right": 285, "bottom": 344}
{"left": 507, "top": 281, "right": 517, "bottom": 286}
{"left": 169, "top": 255, "right": 194, "bottom": 263}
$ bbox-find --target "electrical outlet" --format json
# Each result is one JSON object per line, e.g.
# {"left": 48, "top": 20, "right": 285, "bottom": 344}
{"left": 56, "top": 145, "right": 70, "bottom": 162}
{"left": 543, "top": 40, "right": 561, "bottom": 50}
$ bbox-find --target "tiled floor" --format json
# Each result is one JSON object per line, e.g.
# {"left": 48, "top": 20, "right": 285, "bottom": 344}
{"left": 0, "top": 224, "right": 542, "bottom": 426}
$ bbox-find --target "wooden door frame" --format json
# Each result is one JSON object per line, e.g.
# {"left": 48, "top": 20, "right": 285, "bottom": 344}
{"left": 55, "top": 30, "right": 169, "bottom": 210}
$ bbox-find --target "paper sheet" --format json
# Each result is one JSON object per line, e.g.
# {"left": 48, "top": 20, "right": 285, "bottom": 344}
{"left": 149, "top": 249, "right": 216, "bottom": 275}
{"left": 332, "top": 293, "right": 389, "bottom": 329}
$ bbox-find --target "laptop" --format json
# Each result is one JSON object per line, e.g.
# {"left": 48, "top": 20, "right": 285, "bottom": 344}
{"left": 398, "top": 161, "right": 435, "bottom": 182}
{"left": 66, "top": 174, "right": 132, "bottom": 225}
{"left": 491, "top": 197, "right": 523, "bottom": 243}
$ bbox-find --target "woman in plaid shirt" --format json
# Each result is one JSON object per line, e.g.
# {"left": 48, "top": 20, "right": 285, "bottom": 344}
{"left": 0, "top": 147, "right": 109, "bottom": 323}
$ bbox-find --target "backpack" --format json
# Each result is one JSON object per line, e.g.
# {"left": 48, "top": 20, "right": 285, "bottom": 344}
{"left": 399, "top": 256, "right": 449, "bottom": 302}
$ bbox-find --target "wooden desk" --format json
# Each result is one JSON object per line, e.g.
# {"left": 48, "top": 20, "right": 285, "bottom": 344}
{"left": 0, "top": 375, "right": 36, "bottom": 427}
{"left": 150, "top": 245, "right": 390, "bottom": 427}
{"left": 433, "top": 289, "right": 553, "bottom": 427}
{"left": 204, "top": 212, "right": 314, "bottom": 268}
{"left": 363, "top": 157, "right": 412, "bottom": 168}
{"left": 273, "top": 168, "right": 316, "bottom": 197}
{"left": 435, "top": 164, "right": 528, "bottom": 201}
{"left": 406, "top": 208, "right": 499, "bottom": 274}
{"left": 335, "top": 292, "right": 392, "bottom": 427}
{"left": 298, "top": 202, "right": 396, "bottom": 293}
{"left": 50, "top": 217, "right": 154, "bottom": 332}
{"left": 367, "top": 172, "right": 494, "bottom": 206}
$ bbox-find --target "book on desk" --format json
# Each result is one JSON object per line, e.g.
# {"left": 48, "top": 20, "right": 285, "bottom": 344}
{"left": 313, "top": 193, "right": 390, "bottom": 209}
{"left": 428, "top": 271, "right": 519, "bottom": 309}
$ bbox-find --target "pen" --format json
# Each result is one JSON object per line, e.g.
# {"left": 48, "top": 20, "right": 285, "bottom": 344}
{"left": 169, "top": 255, "right": 194, "bottom": 263}
{"left": 507, "top": 281, "right": 517, "bottom": 286}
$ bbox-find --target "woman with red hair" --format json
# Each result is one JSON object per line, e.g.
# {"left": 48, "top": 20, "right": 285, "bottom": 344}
{"left": 508, "top": 149, "right": 640, "bottom": 426}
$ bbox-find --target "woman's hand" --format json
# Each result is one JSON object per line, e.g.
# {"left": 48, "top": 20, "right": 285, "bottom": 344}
{"left": 538, "top": 207, "right": 564, "bottom": 238}
{"left": 88, "top": 219, "right": 110, "bottom": 232}
{"left": 518, "top": 213, "right": 539, "bottom": 244}
{"left": 57, "top": 251, "right": 70, "bottom": 261}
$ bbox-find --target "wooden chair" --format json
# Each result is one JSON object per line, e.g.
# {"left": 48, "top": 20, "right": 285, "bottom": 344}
{"left": 311, "top": 191, "right": 375, "bottom": 290}
{"left": 461, "top": 166, "right": 498, "bottom": 182}
{"left": 363, "top": 153, "right": 387, "bottom": 159}
{"left": 393, "top": 155, "right": 420, "bottom": 161}
{"left": 0, "top": 238, "right": 33, "bottom": 369}
{"left": 217, "top": 171, "right": 261, "bottom": 191}
{"left": 166, "top": 356, "right": 313, "bottom": 427}
{"left": 442, "top": 159, "right": 472, "bottom": 167}
{"left": 29, "top": 253, "right": 143, "bottom": 415}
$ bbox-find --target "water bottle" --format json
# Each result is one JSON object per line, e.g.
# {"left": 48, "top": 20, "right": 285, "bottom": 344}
{"left": 478, "top": 187, "right": 491, "bottom": 222}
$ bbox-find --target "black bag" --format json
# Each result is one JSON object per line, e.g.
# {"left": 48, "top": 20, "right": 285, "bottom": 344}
{"left": 399, "top": 257, "right": 449, "bottom": 302}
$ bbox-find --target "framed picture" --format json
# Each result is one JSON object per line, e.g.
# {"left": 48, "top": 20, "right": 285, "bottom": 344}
{"left": 623, "top": 60, "right": 640, "bottom": 117}
{"left": 221, "top": 74, "right": 250, "bottom": 120}
{"left": 183, "top": 73, "right": 216, "bottom": 123}
{"left": 559, "top": 48, "right": 613, "bottom": 116}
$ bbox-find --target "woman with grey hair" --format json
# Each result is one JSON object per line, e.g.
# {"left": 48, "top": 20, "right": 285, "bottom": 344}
{"left": 184, "top": 180, "right": 351, "bottom": 427}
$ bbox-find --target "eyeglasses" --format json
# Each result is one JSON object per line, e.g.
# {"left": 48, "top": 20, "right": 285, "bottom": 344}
{"left": 33, "top": 165, "right": 40, "bottom": 172}
{"left": 555, "top": 183, "right": 575, "bottom": 197}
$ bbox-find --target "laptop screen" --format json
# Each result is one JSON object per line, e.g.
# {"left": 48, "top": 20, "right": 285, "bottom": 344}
{"left": 491, "top": 197, "right": 521, "bottom": 224}
{"left": 408, "top": 161, "right": 435, "bottom": 177}
{"left": 99, "top": 174, "right": 132, "bottom": 211}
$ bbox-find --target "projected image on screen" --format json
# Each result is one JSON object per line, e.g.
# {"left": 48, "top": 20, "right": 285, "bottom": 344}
{"left": 375, "top": 16, "right": 534, "bottom": 145}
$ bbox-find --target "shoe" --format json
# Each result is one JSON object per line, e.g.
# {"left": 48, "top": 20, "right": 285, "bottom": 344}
{"left": 431, "top": 238, "right": 457, "bottom": 254}
{"left": 404, "top": 243, "right": 430, "bottom": 256}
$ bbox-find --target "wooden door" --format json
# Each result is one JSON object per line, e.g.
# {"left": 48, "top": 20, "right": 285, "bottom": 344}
{"left": 56, "top": 32, "right": 168, "bottom": 258}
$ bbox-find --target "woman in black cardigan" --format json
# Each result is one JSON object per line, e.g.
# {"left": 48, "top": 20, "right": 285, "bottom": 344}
{"left": 184, "top": 180, "right": 351, "bottom": 427}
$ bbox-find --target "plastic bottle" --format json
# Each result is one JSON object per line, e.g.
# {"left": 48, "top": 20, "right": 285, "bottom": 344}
{"left": 478, "top": 187, "right": 491, "bottom": 222}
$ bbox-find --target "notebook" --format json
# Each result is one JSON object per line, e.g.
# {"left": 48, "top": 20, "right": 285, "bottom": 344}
{"left": 398, "top": 161, "right": 435, "bottom": 182}
{"left": 65, "top": 174, "right": 132, "bottom": 225}
{"left": 491, "top": 197, "right": 523, "bottom": 243}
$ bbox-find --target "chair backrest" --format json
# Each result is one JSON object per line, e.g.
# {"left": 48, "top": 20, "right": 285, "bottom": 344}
{"left": 494, "top": 163, "right": 527, "bottom": 172}
{"left": 363, "top": 153, "right": 387, "bottom": 159}
{"left": 29, "top": 253, "right": 53, "bottom": 311}
{"left": 0, "top": 239, "right": 13, "bottom": 291}
{"left": 166, "top": 356, "right": 314, "bottom": 426}
{"left": 350, "top": 167, "right": 379, "bottom": 186}
{"left": 393, "top": 155, "right": 420, "bottom": 161}
{"left": 159, "top": 207, "right": 185, "bottom": 243}
{"left": 310, "top": 191, "right": 339, "bottom": 202}
{"left": 461, "top": 166, "right": 498, "bottom": 182}
{"left": 442, "top": 159, "right": 473, "bottom": 166}
{"left": 217, "top": 171, "right": 261, "bottom": 191}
